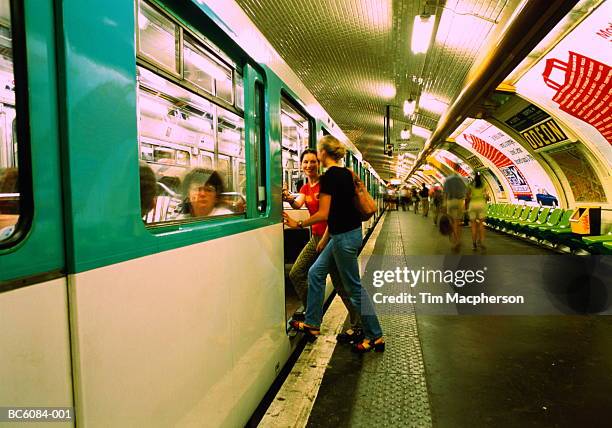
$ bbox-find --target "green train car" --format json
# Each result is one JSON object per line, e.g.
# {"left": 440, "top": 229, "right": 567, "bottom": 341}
{"left": 0, "top": 0, "right": 385, "bottom": 426}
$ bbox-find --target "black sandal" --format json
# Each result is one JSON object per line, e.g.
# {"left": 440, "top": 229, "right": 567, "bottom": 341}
{"left": 352, "top": 337, "right": 385, "bottom": 353}
{"left": 336, "top": 328, "right": 364, "bottom": 344}
{"left": 289, "top": 320, "right": 320, "bottom": 342}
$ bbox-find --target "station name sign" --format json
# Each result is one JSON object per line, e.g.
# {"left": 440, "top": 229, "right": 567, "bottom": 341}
{"left": 520, "top": 119, "right": 568, "bottom": 150}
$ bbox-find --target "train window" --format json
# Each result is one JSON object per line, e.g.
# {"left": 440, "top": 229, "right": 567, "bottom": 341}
{"left": 137, "top": 0, "right": 180, "bottom": 74}
{"left": 215, "top": 67, "right": 233, "bottom": 105}
{"left": 136, "top": 2, "right": 249, "bottom": 225}
{"left": 236, "top": 76, "right": 244, "bottom": 111}
{"left": 217, "top": 155, "right": 231, "bottom": 191}
{"left": 183, "top": 34, "right": 235, "bottom": 106}
{"left": 201, "top": 152, "right": 213, "bottom": 169}
{"left": 254, "top": 81, "right": 266, "bottom": 213}
{"left": 183, "top": 36, "right": 216, "bottom": 95}
{"left": 0, "top": 1, "right": 26, "bottom": 245}
{"left": 137, "top": 74, "right": 245, "bottom": 224}
{"left": 281, "top": 97, "right": 310, "bottom": 193}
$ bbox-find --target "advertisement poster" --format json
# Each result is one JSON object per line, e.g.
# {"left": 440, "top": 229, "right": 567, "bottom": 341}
{"left": 515, "top": 3, "right": 612, "bottom": 165}
{"left": 455, "top": 119, "right": 558, "bottom": 203}
{"left": 434, "top": 150, "right": 473, "bottom": 178}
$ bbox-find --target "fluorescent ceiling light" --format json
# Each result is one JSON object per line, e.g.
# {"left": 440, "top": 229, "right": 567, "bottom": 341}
{"left": 419, "top": 94, "right": 448, "bottom": 116}
{"left": 403, "top": 99, "right": 416, "bottom": 116}
{"left": 412, "top": 15, "right": 436, "bottom": 54}
{"left": 412, "top": 125, "right": 432, "bottom": 139}
{"left": 380, "top": 84, "right": 396, "bottom": 99}
{"left": 434, "top": 9, "right": 490, "bottom": 54}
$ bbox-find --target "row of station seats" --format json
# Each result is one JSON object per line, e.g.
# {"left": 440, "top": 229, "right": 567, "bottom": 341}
{"left": 485, "top": 204, "right": 612, "bottom": 255}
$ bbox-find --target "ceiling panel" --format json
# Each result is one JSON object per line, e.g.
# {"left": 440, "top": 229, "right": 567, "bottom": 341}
{"left": 235, "top": 0, "right": 519, "bottom": 180}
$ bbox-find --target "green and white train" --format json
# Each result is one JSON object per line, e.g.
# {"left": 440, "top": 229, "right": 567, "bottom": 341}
{"left": 0, "top": 0, "right": 385, "bottom": 426}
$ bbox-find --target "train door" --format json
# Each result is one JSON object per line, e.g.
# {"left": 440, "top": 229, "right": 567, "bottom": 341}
{"left": 0, "top": 0, "right": 74, "bottom": 420}
{"left": 280, "top": 95, "right": 312, "bottom": 324}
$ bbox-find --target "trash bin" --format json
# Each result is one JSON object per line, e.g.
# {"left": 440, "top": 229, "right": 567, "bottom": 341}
{"left": 569, "top": 206, "right": 601, "bottom": 235}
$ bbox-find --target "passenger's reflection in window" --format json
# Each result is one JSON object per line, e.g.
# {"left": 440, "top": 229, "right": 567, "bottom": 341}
{"left": 178, "top": 168, "right": 233, "bottom": 219}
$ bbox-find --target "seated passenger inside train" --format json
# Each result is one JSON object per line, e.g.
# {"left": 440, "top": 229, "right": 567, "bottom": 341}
{"left": 177, "top": 167, "right": 233, "bottom": 219}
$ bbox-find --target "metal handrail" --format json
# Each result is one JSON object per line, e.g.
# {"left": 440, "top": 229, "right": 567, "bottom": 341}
{"left": 405, "top": 0, "right": 580, "bottom": 181}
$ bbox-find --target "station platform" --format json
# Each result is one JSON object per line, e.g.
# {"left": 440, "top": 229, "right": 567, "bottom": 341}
{"left": 258, "top": 210, "right": 612, "bottom": 428}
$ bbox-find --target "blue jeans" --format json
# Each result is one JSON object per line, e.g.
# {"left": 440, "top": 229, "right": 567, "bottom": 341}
{"left": 306, "top": 227, "right": 383, "bottom": 340}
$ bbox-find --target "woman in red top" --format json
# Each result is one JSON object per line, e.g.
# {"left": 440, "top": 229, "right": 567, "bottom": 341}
{"left": 283, "top": 149, "right": 361, "bottom": 342}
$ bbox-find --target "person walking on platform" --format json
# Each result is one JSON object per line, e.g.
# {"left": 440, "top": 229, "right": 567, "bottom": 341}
{"left": 443, "top": 173, "right": 467, "bottom": 251}
{"left": 283, "top": 149, "right": 362, "bottom": 340}
{"left": 400, "top": 185, "right": 410, "bottom": 211}
{"left": 411, "top": 188, "right": 419, "bottom": 214}
{"left": 419, "top": 184, "right": 429, "bottom": 217}
{"left": 283, "top": 135, "right": 385, "bottom": 353}
{"left": 466, "top": 173, "right": 488, "bottom": 251}
{"left": 432, "top": 185, "right": 443, "bottom": 225}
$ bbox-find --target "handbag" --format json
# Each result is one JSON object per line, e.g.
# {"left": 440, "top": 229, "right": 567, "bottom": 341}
{"left": 349, "top": 169, "right": 376, "bottom": 221}
{"left": 438, "top": 213, "right": 452, "bottom": 236}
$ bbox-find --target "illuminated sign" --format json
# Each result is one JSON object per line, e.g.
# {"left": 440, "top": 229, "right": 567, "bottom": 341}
{"left": 455, "top": 120, "right": 558, "bottom": 202}
{"left": 506, "top": 104, "right": 550, "bottom": 132}
{"left": 521, "top": 119, "right": 569, "bottom": 150}
{"left": 434, "top": 150, "right": 473, "bottom": 178}
{"left": 515, "top": 3, "right": 612, "bottom": 165}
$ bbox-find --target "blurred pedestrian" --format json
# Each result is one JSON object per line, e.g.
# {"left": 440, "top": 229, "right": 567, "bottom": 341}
{"left": 419, "top": 184, "right": 429, "bottom": 217}
{"left": 432, "top": 185, "right": 443, "bottom": 225}
{"left": 466, "top": 173, "right": 488, "bottom": 250}
{"left": 443, "top": 174, "right": 467, "bottom": 251}
{"left": 400, "top": 186, "right": 410, "bottom": 211}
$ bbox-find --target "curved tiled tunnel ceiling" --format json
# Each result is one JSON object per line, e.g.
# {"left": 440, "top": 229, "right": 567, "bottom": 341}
{"left": 235, "top": 0, "right": 524, "bottom": 180}
{"left": 235, "top": 0, "right": 611, "bottom": 218}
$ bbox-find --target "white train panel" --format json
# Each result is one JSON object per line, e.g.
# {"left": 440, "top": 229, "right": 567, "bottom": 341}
{"left": 0, "top": 278, "right": 74, "bottom": 427}
{"left": 68, "top": 224, "right": 286, "bottom": 427}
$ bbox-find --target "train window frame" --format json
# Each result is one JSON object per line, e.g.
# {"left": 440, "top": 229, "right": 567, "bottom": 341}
{"left": 253, "top": 80, "right": 267, "bottom": 214}
{"left": 135, "top": 0, "right": 241, "bottom": 114}
{"left": 135, "top": 2, "right": 251, "bottom": 228}
{"left": 136, "top": 0, "right": 181, "bottom": 77}
{"left": 280, "top": 92, "right": 314, "bottom": 194}
{"left": 0, "top": 0, "right": 33, "bottom": 250}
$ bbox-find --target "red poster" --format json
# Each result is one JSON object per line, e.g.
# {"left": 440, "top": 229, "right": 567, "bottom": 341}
{"left": 466, "top": 134, "right": 533, "bottom": 200}
{"left": 542, "top": 52, "right": 612, "bottom": 144}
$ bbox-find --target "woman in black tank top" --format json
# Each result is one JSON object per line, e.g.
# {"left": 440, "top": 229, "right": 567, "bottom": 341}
{"left": 283, "top": 136, "right": 384, "bottom": 353}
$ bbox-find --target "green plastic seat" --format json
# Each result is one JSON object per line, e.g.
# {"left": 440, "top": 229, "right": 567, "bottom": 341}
{"left": 526, "top": 208, "right": 563, "bottom": 234}
{"left": 517, "top": 207, "right": 550, "bottom": 234}
{"left": 582, "top": 231, "right": 612, "bottom": 254}
{"left": 510, "top": 206, "right": 541, "bottom": 232}
{"left": 500, "top": 205, "right": 527, "bottom": 228}
{"left": 539, "top": 209, "right": 575, "bottom": 241}
{"left": 582, "top": 232, "right": 612, "bottom": 245}
{"left": 508, "top": 206, "right": 538, "bottom": 227}
{"left": 488, "top": 204, "right": 511, "bottom": 226}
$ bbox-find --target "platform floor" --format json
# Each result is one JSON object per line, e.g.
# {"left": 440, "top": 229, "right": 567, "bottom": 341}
{"left": 304, "top": 210, "right": 612, "bottom": 428}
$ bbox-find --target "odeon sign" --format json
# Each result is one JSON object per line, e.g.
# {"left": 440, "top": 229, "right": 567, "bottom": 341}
{"left": 455, "top": 119, "right": 558, "bottom": 203}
